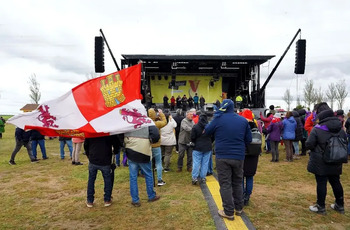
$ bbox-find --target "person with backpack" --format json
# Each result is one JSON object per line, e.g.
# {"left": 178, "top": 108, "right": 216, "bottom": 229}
{"left": 266, "top": 113, "right": 283, "bottom": 162}
{"left": 306, "top": 106, "right": 347, "bottom": 215}
{"left": 124, "top": 126, "right": 161, "bottom": 207}
{"left": 240, "top": 109, "right": 261, "bottom": 206}
{"left": 344, "top": 111, "right": 350, "bottom": 156}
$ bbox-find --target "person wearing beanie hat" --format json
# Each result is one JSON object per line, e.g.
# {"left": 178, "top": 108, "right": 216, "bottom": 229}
{"left": 239, "top": 109, "right": 260, "bottom": 206}
{"left": 205, "top": 99, "right": 252, "bottom": 220}
{"left": 306, "top": 108, "right": 346, "bottom": 214}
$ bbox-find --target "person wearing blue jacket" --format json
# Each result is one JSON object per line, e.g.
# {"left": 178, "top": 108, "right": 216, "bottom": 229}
{"left": 205, "top": 99, "right": 252, "bottom": 221}
{"left": 282, "top": 111, "right": 297, "bottom": 162}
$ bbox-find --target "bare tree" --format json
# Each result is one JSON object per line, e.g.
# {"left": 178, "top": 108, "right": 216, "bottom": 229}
{"left": 325, "top": 83, "right": 337, "bottom": 109}
{"left": 335, "top": 79, "right": 348, "bottom": 109}
{"left": 28, "top": 74, "right": 41, "bottom": 104}
{"left": 282, "top": 89, "right": 293, "bottom": 111}
{"left": 303, "top": 79, "right": 316, "bottom": 109}
{"left": 314, "top": 87, "right": 325, "bottom": 104}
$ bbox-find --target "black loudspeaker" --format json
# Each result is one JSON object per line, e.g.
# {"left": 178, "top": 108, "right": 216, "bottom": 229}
{"left": 294, "top": 39, "right": 306, "bottom": 74}
{"left": 95, "top": 36, "right": 105, "bottom": 73}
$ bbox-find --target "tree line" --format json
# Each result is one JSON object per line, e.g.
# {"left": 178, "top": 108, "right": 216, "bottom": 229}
{"left": 282, "top": 79, "right": 348, "bottom": 111}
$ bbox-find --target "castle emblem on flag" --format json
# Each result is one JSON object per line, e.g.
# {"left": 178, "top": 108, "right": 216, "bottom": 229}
{"left": 120, "top": 108, "right": 152, "bottom": 129}
{"left": 100, "top": 73, "right": 126, "bottom": 107}
{"left": 37, "top": 105, "right": 59, "bottom": 128}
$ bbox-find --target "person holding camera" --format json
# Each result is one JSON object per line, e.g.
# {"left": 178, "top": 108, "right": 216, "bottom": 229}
{"left": 148, "top": 108, "right": 167, "bottom": 186}
{"left": 177, "top": 110, "right": 195, "bottom": 172}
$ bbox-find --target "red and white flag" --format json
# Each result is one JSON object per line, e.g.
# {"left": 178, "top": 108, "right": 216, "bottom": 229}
{"left": 8, "top": 63, "right": 153, "bottom": 138}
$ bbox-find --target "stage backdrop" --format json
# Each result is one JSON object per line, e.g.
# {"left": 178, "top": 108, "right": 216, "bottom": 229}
{"left": 150, "top": 75, "right": 222, "bottom": 104}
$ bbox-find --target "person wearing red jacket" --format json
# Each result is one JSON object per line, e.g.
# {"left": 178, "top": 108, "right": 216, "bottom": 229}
{"left": 260, "top": 112, "right": 273, "bottom": 153}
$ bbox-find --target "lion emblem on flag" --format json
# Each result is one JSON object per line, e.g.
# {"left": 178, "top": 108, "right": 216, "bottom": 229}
{"left": 120, "top": 108, "right": 152, "bottom": 129}
{"left": 37, "top": 105, "right": 59, "bottom": 128}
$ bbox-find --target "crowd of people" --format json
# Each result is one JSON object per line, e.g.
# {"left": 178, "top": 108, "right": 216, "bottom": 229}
{"left": 4, "top": 98, "right": 350, "bottom": 220}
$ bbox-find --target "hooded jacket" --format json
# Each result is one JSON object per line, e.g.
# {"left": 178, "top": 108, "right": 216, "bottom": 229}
{"left": 148, "top": 108, "right": 167, "bottom": 148}
{"left": 191, "top": 114, "right": 212, "bottom": 152}
{"left": 160, "top": 116, "right": 177, "bottom": 146}
{"left": 84, "top": 135, "right": 120, "bottom": 166}
{"left": 306, "top": 110, "right": 346, "bottom": 175}
{"left": 205, "top": 99, "right": 252, "bottom": 160}
{"left": 292, "top": 110, "right": 303, "bottom": 141}
{"left": 282, "top": 116, "right": 296, "bottom": 140}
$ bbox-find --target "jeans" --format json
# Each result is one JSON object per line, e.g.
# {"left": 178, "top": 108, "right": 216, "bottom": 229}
{"left": 207, "top": 152, "right": 213, "bottom": 174}
{"left": 87, "top": 163, "right": 112, "bottom": 203}
{"left": 31, "top": 139, "right": 47, "bottom": 159}
{"left": 128, "top": 160, "right": 156, "bottom": 203}
{"left": 315, "top": 174, "right": 344, "bottom": 207}
{"left": 152, "top": 147, "right": 163, "bottom": 181}
{"left": 243, "top": 176, "right": 254, "bottom": 198}
{"left": 60, "top": 140, "right": 73, "bottom": 159}
{"left": 192, "top": 150, "right": 211, "bottom": 180}
{"left": 115, "top": 146, "right": 126, "bottom": 166}
{"left": 10, "top": 139, "right": 35, "bottom": 161}
{"left": 216, "top": 158, "right": 244, "bottom": 216}
{"left": 293, "top": 141, "right": 300, "bottom": 155}
{"left": 177, "top": 143, "right": 193, "bottom": 170}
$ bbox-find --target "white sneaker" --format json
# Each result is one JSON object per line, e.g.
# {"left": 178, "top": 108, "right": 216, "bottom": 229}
{"left": 157, "top": 180, "right": 166, "bottom": 186}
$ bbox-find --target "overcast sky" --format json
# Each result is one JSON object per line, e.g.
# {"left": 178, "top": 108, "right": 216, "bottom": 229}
{"left": 1, "top": 0, "right": 349, "bottom": 115}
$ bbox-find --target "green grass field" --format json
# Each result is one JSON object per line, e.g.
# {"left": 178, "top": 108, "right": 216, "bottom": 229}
{"left": 1, "top": 120, "right": 350, "bottom": 229}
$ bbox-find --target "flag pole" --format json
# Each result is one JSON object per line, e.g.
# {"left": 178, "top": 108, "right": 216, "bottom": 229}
{"left": 99, "top": 29, "right": 121, "bottom": 71}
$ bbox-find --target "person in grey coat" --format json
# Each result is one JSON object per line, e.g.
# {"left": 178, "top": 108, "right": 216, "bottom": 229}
{"left": 177, "top": 110, "right": 195, "bottom": 172}
{"left": 306, "top": 108, "right": 346, "bottom": 215}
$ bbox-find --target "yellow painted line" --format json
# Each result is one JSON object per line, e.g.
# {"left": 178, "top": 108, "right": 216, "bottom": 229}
{"left": 206, "top": 176, "right": 249, "bottom": 230}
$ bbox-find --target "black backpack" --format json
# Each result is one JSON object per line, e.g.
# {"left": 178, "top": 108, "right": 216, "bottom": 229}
{"left": 148, "top": 125, "right": 160, "bottom": 144}
{"left": 246, "top": 128, "right": 262, "bottom": 156}
{"left": 323, "top": 132, "right": 348, "bottom": 164}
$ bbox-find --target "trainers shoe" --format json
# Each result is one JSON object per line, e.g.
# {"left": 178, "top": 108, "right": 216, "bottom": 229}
{"left": 199, "top": 178, "right": 206, "bottom": 184}
{"left": 86, "top": 202, "right": 94, "bottom": 208}
{"left": 330, "top": 203, "right": 345, "bottom": 214}
{"left": 235, "top": 209, "right": 243, "bottom": 216}
{"left": 31, "top": 159, "right": 39, "bottom": 163}
{"left": 309, "top": 204, "right": 326, "bottom": 215}
{"left": 104, "top": 200, "right": 112, "bottom": 207}
{"left": 218, "top": 210, "right": 234, "bottom": 221}
{"left": 131, "top": 202, "right": 141, "bottom": 207}
{"left": 148, "top": 195, "right": 160, "bottom": 202}
{"left": 43, "top": 157, "right": 49, "bottom": 160}
{"left": 9, "top": 160, "right": 16, "bottom": 165}
{"left": 72, "top": 161, "right": 75, "bottom": 165}
{"left": 192, "top": 179, "right": 198, "bottom": 185}
{"left": 157, "top": 180, "right": 166, "bottom": 186}
{"left": 164, "top": 168, "right": 170, "bottom": 172}
{"left": 75, "top": 162, "right": 84, "bottom": 165}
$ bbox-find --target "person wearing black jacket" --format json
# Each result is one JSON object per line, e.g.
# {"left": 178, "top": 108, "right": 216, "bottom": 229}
{"left": 31, "top": 130, "right": 48, "bottom": 160}
{"left": 173, "top": 109, "right": 184, "bottom": 152}
{"left": 84, "top": 135, "right": 120, "bottom": 208}
{"left": 9, "top": 128, "right": 37, "bottom": 165}
{"left": 190, "top": 114, "right": 212, "bottom": 185}
{"left": 292, "top": 110, "right": 303, "bottom": 159}
{"left": 306, "top": 108, "right": 346, "bottom": 215}
{"left": 345, "top": 111, "right": 350, "bottom": 156}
